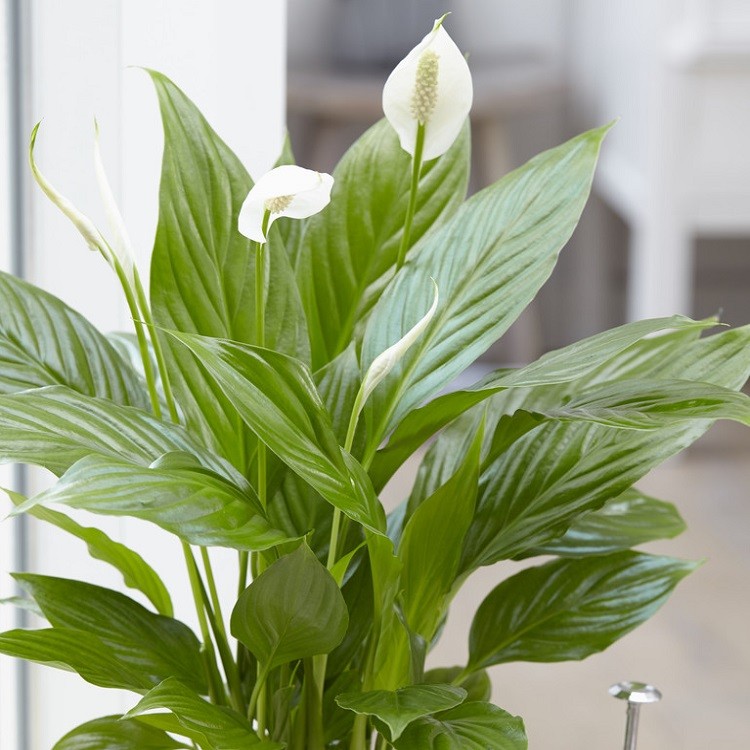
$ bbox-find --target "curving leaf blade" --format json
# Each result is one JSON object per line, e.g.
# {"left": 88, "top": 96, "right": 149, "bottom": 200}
{"left": 14, "top": 574, "right": 205, "bottom": 692}
{"left": 52, "top": 715, "right": 187, "bottom": 750}
{"left": 393, "top": 701, "right": 527, "bottom": 750}
{"left": 468, "top": 552, "right": 697, "bottom": 669}
{"left": 4, "top": 488, "right": 171, "bottom": 616}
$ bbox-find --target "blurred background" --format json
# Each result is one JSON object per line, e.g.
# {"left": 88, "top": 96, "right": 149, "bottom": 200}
{"left": 1, "top": 1, "right": 749, "bottom": 748}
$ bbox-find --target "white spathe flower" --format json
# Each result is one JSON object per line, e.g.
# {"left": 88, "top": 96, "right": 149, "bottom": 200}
{"left": 238, "top": 164, "right": 334, "bottom": 244}
{"left": 382, "top": 17, "right": 473, "bottom": 161}
{"left": 93, "top": 120, "right": 136, "bottom": 284}
{"left": 29, "top": 122, "right": 106, "bottom": 255}
{"left": 359, "top": 279, "right": 439, "bottom": 407}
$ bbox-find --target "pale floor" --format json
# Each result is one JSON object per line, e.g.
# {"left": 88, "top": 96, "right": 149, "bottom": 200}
{"left": 382, "top": 422, "right": 750, "bottom": 749}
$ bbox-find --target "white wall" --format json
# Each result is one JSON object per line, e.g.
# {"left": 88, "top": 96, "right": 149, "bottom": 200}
{"left": 1, "top": 2, "right": 287, "bottom": 748}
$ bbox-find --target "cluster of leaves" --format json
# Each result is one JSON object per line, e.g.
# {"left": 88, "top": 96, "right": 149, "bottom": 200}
{"left": 2, "top": 71, "right": 750, "bottom": 750}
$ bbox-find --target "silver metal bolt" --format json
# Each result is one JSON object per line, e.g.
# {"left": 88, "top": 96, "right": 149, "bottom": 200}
{"left": 609, "top": 681, "right": 662, "bottom": 750}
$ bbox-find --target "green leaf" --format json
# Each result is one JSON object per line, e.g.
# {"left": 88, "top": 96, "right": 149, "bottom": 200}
{"left": 52, "top": 715, "right": 187, "bottom": 750}
{"left": 0, "top": 385, "right": 241, "bottom": 481}
{"left": 297, "top": 118, "right": 470, "bottom": 369}
{"left": 398, "top": 421, "right": 482, "bottom": 640}
{"left": 423, "top": 667, "right": 492, "bottom": 703}
{"left": 14, "top": 574, "right": 205, "bottom": 693}
{"left": 369, "top": 315, "right": 714, "bottom": 488}
{"left": 0, "top": 628, "right": 160, "bottom": 691}
{"left": 460, "top": 325, "right": 750, "bottom": 569}
{"left": 468, "top": 552, "right": 697, "bottom": 669}
{"left": 0, "top": 271, "right": 148, "bottom": 407}
{"left": 336, "top": 684, "right": 467, "bottom": 741}
{"left": 393, "top": 702, "right": 527, "bottom": 750}
{"left": 360, "top": 125, "right": 611, "bottom": 462}
{"left": 545, "top": 378, "right": 750, "bottom": 429}
{"left": 230, "top": 543, "right": 348, "bottom": 669}
{"left": 167, "top": 330, "right": 385, "bottom": 534}
{"left": 4, "top": 488, "right": 171, "bottom": 616}
{"left": 147, "top": 70, "right": 308, "bottom": 471}
{"left": 20, "top": 455, "right": 289, "bottom": 552}
{"left": 527, "top": 489, "right": 686, "bottom": 558}
{"left": 124, "top": 677, "right": 280, "bottom": 749}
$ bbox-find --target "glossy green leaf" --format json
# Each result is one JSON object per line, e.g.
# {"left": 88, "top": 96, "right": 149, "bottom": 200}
{"left": 230, "top": 544, "right": 348, "bottom": 669}
{"left": 468, "top": 552, "right": 697, "bottom": 669}
{"left": 393, "top": 702, "right": 527, "bottom": 750}
{"left": 147, "top": 70, "right": 308, "bottom": 471}
{"left": 423, "top": 666, "right": 492, "bottom": 703}
{"left": 360, "top": 125, "right": 611, "bottom": 462}
{"left": 336, "top": 684, "right": 467, "bottom": 740}
{"left": 14, "top": 574, "right": 205, "bottom": 692}
{"left": 460, "top": 325, "right": 750, "bottom": 569}
{"left": 0, "top": 628, "right": 161, "bottom": 691}
{"left": 546, "top": 379, "right": 750, "bottom": 429}
{"left": 52, "top": 715, "right": 187, "bottom": 750}
{"left": 0, "top": 271, "right": 148, "bottom": 407}
{"left": 0, "top": 385, "right": 241, "bottom": 481}
{"left": 167, "top": 330, "right": 385, "bottom": 533}
{"left": 297, "top": 118, "right": 470, "bottom": 369}
{"left": 369, "top": 315, "right": 714, "bottom": 488}
{"left": 527, "top": 489, "right": 686, "bottom": 558}
{"left": 20, "top": 455, "right": 289, "bottom": 552}
{"left": 4, "top": 488, "right": 171, "bottom": 616}
{"left": 398, "top": 421, "right": 482, "bottom": 640}
{"left": 124, "top": 678, "right": 280, "bottom": 749}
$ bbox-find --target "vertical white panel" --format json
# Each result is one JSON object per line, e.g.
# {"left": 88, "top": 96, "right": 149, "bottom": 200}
{"left": 22, "top": 1, "right": 287, "bottom": 748}
{"left": 0, "top": 2, "right": 22, "bottom": 747}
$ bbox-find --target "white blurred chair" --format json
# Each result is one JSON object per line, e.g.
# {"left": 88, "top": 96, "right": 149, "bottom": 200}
{"left": 592, "top": 0, "right": 750, "bottom": 321}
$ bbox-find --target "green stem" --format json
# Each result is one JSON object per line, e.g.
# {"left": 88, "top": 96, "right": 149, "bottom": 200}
{"left": 182, "top": 543, "right": 228, "bottom": 704}
{"left": 248, "top": 660, "right": 270, "bottom": 729}
{"left": 327, "top": 385, "right": 365, "bottom": 570}
{"left": 133, "top": 273, "right": 180, "bottom": 422}
{"left": 395, "top": 122, "right": 425, "bottom": 270}
{"left": 197, "top": 549, "right": 245, "bottom": 714}
{"left": 113, "top": 261, "right": 162, "bottom": 419}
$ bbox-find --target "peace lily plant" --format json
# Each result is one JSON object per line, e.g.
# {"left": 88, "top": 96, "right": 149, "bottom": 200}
{"left": 2, "top": 16, "right": 750, "bottom": 750}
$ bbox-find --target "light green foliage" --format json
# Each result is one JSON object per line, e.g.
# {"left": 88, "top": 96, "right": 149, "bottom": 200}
{"left": 1, "top": 60, "right": 747, "bottom": 750}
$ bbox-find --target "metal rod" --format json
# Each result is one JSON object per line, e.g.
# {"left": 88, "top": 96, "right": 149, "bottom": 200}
{"left": 609, "top": 681, "right": 662, "bottom": 750}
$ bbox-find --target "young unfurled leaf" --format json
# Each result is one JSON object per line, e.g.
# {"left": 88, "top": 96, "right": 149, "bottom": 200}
{"left": 336, "top": 684, "right": 466, "bottom": 741}
{"left": 468, "top": 552, "right": 697, "bottom": 670}
{"left": 231, "top": 544, "right": 348, "bottom": 669}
